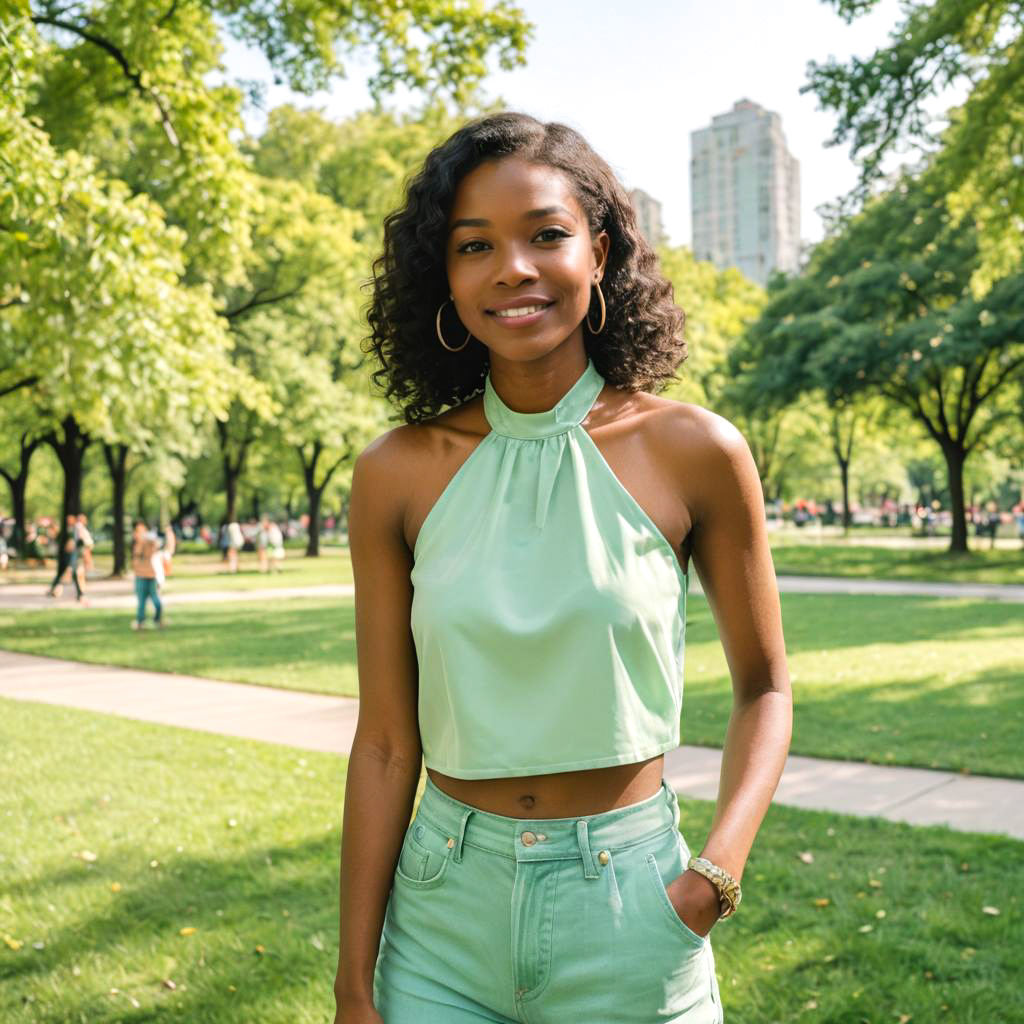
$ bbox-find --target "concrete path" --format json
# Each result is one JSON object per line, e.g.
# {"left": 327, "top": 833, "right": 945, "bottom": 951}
{"left": 3, "top": 574, "right": 1023, "bottom": 611}
{"left": 2, "top": 649, "right": 1021, "bottom": 842}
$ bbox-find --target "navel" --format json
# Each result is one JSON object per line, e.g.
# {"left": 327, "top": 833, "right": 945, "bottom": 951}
{"left": 517, "top": 793, "right": 536, "bottom": 810}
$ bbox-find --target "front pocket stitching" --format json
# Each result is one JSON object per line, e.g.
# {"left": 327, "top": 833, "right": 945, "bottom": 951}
{"left": 644, "top": 853, "right": 706, "bottom": 948}
{"left": 394, "top": 831, "right": 453, "bottom": 889}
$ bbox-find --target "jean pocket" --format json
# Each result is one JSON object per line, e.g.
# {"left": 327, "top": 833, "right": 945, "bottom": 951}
{"left": 643, "top": 828, "right": 708, "bottom": 950}
{"left": 394, "top": 818, "right": 454, "bottom": 890}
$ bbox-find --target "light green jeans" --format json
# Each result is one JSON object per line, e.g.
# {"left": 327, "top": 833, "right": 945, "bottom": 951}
{"left": 373, "top": 775, "right": 724, "bottom": 1022}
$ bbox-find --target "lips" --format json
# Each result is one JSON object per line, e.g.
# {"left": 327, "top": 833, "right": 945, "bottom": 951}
{"left": 485, "top": 297, "right": 556, "bottom": 317}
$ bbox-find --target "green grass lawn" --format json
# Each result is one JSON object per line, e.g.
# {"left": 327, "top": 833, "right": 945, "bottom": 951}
{"left": 5, "top": 537, "right": 1024, "bottom": 592}
{"left": 768, "top": 541, "right": 1024, "bottom": 586}
{"left": 1, "top": 550, "right": 353, "bottom": 592}
{"left": 2, "top": 590, "right": 1022, "bottom": 779}
{"left": 1, "top": 699, "right": 1020, "bottom": 1023}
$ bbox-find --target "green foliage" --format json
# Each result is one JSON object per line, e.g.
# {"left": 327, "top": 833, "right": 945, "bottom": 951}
{"left": 805, "top": 0, "right": 1024, "bottom": 290}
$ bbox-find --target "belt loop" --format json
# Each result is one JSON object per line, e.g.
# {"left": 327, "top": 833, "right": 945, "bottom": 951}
{"left": 663, "top": 778, "right": 680, "bottom": 829}
{"left": 453, "top": 808, "right": 473, "bottom": 864}
{"left": 576, "top": 819, "right": 599, "bottom": 879}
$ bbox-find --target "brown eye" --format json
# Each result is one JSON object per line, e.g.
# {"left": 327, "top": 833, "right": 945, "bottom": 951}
{"left": 535, "top": 228, "right": 570, "bottom": 242}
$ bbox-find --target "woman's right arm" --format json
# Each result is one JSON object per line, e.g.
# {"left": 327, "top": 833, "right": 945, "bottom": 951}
{"left": 334, "top": 431, "right": 424, "bottom": 1023}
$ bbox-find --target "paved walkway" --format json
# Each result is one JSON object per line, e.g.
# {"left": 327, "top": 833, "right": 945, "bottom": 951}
{"left": 2, "top": 649, "right": 1021, "bottom": 842}
{"left": 3, "top": 574, "right": 1023, "bottom": 610}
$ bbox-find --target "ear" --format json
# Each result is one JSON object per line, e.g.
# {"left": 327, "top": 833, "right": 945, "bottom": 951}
{"left": 592, "top": 230, "right": 610, "bottom": 283}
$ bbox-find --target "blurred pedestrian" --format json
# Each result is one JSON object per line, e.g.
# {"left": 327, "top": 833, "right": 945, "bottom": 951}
{"left": 46, "top": 513, "right": 77, "bottom": 598}
{"left": 267, "top": 518, "right": 285, "bottom": 572}
{"left": 226, "top": 519, "right": 243, "bottom": 573}
{"left": 1014, "top": 502, "right": 1024, "bottom": 549}
{"left": 72, "top": 513, "right": 94, "bottom": 605}
{"left": 131, "top": 520, "right": 164, "bottom": 630}
{"left": 257, "top": 515, "right": 270, "bottom": 573}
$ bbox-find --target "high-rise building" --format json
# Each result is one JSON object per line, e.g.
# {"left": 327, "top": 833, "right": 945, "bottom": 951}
{"left": 690, "top": 99, "right": 801, "bottom": 285}
{"left": 628, "top": 188, "right": 665, "bottom": 248}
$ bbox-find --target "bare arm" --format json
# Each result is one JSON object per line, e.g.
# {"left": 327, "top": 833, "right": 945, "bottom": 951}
{"left": 334, "top": 431, "right": 424, "bottom": 1016}
{"left": 669, "top": 409, "right": 793, "bottom": 936}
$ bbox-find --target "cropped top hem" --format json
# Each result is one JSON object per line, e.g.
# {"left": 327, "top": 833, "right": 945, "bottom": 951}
{"left": 423, "top": 736, "right": 681, "bottom": 780}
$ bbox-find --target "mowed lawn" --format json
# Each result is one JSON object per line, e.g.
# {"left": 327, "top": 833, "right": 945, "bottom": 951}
{"left": 1, "top": 699, "right": 1021, "bottom": 1023}
{"left": 2, "top": 590, "right": 1022, "bottom": 778}
{"left": 767, "top": 541, "right": 1024, "bottom": 586}
{"left": 3, "top": 538, "right": 1022, "bottom": 591}
{"left": 1, "top": 549, "right": 353, "bottom": 593}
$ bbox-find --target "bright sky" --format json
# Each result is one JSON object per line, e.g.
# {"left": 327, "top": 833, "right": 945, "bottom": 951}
{"left": 222, "top": 0, "right": 967, "bottom": 248}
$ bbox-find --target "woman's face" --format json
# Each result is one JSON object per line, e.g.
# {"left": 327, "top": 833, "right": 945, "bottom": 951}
{"left": 445, "top": 156, "right": 608, "bottom": 361}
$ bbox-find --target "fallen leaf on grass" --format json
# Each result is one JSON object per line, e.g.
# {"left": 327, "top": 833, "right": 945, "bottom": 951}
{"left": 3, "top": 935, "right": 23, "bottom": 950}
{"left": 813, "top": 898, "right": 830, "bottom": 908}
{"left": 179, "top": 927, "right": 197, "bottom": 937}
{"left": 858, "top": 924, "right": 873, "bottom": 933}
{"left": 254, "top": 945, "right": 266, "bottom": 955}
{"left": 797, "top": 851, "right": 814, "bottom": 864}
{"left": 162, "top": 979, "right": 176, "bottom": 990}
{"left": 868, "top": 878, "right": 883, "bottom": 888}
{"left": 110, "top": 882, "right": 122, "bottom": 893}
{"left": 982, "top": 906, "right": 1000, "bottom": 916}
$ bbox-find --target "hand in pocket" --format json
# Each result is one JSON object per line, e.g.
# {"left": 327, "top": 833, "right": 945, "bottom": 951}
{"left": 664, "top": 869, "right": 721, "bottom": 939}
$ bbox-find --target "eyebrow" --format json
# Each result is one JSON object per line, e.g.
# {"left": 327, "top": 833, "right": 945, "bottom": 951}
{"left": 449, "top": 205, "right": 575, "bottom": 232}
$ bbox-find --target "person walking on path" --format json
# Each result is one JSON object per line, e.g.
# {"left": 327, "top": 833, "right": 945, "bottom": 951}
{"left": 334, "top": 113, "right": 792, "bottom": 1024}
{"left": 266, "top": 517, "right": 285, "bottom": 573}
{"left": 130, "top": 520, "right": 163, "bottom": 630}
{"left": 71, "top": 513, "right": 94, "bottom": 605}
{"left": 45, "top": 513, "right": 77, "bottom": 598}
{"left": 225, "top": 520, "right": 244, "bottom": 574}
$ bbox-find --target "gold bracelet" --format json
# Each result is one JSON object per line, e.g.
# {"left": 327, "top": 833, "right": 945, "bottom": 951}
{"left": 687, "top": 856, "right": 742, "bottom": 919}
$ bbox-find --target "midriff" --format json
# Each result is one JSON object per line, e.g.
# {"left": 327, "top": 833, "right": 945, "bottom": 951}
{"left": 426, "top": 754, "right": 666, "bottom": 819}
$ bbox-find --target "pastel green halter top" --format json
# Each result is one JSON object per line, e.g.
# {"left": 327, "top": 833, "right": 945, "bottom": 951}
{"left": 410, "top": 357, "right": 688, "bottom": 779}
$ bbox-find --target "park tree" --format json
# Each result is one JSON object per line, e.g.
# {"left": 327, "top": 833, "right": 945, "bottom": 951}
{"left": 248, "top": 102, "right": 470, "bottom": 245}
{"left": 1, "top": 20, "right": 233, "bottom": 563}
{"left": 214, "top": 174, "right": 366, "bottom": 525}
{"left": 805, "top": 0, "right": 1024, "bottom": 290}
{"left": 729, "top": 165, "right": 1024, "bottom": 553}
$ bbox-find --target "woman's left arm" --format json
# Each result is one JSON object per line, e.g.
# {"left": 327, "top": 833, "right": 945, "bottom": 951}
{"left": 669, "top": 408, "right": 793, "bottom": 936}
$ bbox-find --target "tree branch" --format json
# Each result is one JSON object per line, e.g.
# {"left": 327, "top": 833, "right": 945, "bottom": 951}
{"left": 31, "top": 15, "right": 180, "bottom": 147}
{"left": 223, "top": 282, "right": 308, "bottom": 321}
{"left": 0, "top": 375, "right": 39, "bottom": 399}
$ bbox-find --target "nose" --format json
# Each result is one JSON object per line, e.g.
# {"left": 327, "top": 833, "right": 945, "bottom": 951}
{"left": 494, "top": 242, "right": 538, "bottom": 288}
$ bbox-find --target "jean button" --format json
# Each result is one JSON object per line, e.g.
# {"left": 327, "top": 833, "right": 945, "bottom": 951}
{"left": 521, "top": 831, "right": 537, "bottom": 846}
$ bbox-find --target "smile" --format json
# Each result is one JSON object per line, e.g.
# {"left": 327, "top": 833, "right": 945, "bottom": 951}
{"left": 487, "top": 301, "right": 555, "bottom": 326}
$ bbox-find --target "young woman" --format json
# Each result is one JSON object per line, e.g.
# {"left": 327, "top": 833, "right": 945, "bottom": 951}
{"left": 334, "top": 112, "right": 792, "bottom": 1024}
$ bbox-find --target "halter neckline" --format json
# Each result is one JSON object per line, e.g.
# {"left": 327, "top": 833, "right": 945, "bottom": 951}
{"left": 483, "top": 359, "right": 605, "bottom": 439}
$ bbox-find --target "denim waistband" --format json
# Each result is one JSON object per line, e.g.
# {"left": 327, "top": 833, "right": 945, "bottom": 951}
{"left": 415, "top": 776, "right": 683, "bottom": 879}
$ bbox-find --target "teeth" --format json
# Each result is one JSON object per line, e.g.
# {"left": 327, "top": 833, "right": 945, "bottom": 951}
{"left": 493, "top": 304, "right": 548, "bottom": 318}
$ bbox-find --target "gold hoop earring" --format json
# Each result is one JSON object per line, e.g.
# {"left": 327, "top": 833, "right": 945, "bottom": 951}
{"left": 436, "top": 299, "right": 470, "bottom": 352}
{"left": 586, "top": 280, "right": 606, "bottom": 335}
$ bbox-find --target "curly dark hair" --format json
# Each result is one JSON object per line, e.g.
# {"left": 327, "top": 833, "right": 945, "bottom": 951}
{"left": 364, "top": 111, "right": 687, "bottom": 424}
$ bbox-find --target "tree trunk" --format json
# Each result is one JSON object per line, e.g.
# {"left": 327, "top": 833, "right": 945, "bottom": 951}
{"left": 306, "top": 487, "right": 323, "bottom": 557}
{"left": 45, "top": 415, "right": 90, "bottom": 553}
{"left": 941, "top": 441, "right": 969, "bottom": 553}
{"left": 216, "top": 418, "right": 249, "bottom": 524}
{"left": 297, "top": 441, "right": 346, "bottom": 558}
{"left": 102, "top": 442, "right": 129, "bottom": 577}
{"left": 838, "top": 458, "right": 851, "bottom": 532}
{"left": 0, "top": 433, "right": 41, "bottom": 555}
{"left": 251, "top": 491, "right": 261, "bottom": 521}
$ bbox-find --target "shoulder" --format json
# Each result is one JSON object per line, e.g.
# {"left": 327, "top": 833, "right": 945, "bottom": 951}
{"left": 633, "top": 394, "right": 759, "bottom": 520}
{"left": 629, "top": 391, "right": 748, "bottom": 459}
{"left": 356, "top": 397, "right": 486, "bottom": 477}
{"left": 353, "top": 398, "right": 487, "bottom": 512}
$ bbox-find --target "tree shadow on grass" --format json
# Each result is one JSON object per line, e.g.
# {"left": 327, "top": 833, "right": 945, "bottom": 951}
{"left": 1, "top": 833, "right": 344, "bottom": 1023}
